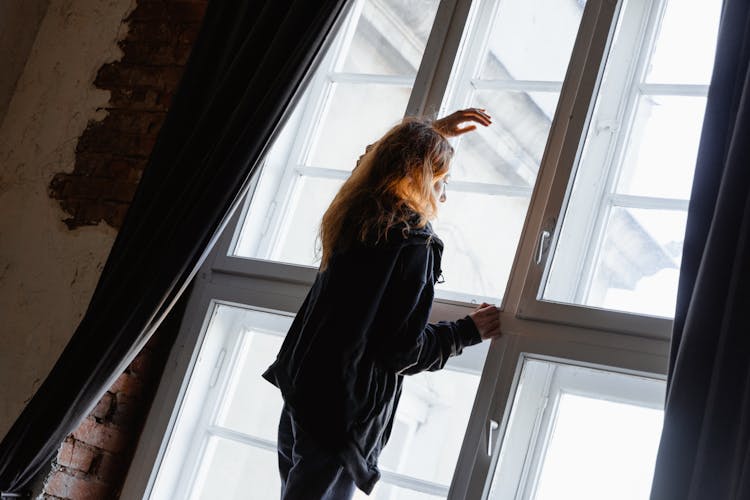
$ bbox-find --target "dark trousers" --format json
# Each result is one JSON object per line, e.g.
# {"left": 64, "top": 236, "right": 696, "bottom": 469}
{"left": 277, "top": 405, "right": 356, "bottom": 500}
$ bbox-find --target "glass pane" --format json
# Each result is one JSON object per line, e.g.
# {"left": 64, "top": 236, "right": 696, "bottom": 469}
{"left": 151, "top": 305, "right": 293, "bottom": 500}
{"left": 478, "top": 0, "right": 585, "bottom": 81}
{"left": 433, "top": 190, "right": 529, "bottom": 299}
{"left": 308, "top": 83, "right": 412, "bottom": 170}
{"left": 489, "top": 359, "right": 665, "bottom": 500}
{"left": 231, "top": 0, "right": 438, "bottom": 265}
{"left": 378, "top": 369, "right": 479, "bottom": 485}
{"left": 450, "top": 91, "right": 556, "bottom": 185}
{"left": 617, "top": 95, "right": 706, "bottom": 199}
{"left": 235, "top": 175, "right": 344, "bottom": 266}
{"left": 645, "top": 0, "right": 722, "bottom": 85}
{"left": 190, "top": 438, "right": 279, "bottom": 500}
{"left": 533, "top": 394, "right": 663, "bottom": 500}
{"left": 340, "top": 0, "right": 440, "bottom": 76}
{"left": 217, "top": 330, "right": 285, "bottom": 441}
{"left": 586, "top": 207, "right": 686, "bottom": 317}
{"left": 542, "top": 0, "right": 718, "bottom": 316}
{"left": 276, "top": 176, "right": 343, "bottom": 265}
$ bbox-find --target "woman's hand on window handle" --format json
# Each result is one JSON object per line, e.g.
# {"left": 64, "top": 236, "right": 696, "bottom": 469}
{"left": 469, "top": 302, "right": 502, "bottom": 340}
{"left": 433, "top": 108, "right": 492, "bottom": 138}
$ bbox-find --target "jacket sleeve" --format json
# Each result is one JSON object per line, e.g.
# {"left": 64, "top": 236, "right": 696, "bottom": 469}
{"left": 373, "top": 243, "right": 482, "bottom": 375}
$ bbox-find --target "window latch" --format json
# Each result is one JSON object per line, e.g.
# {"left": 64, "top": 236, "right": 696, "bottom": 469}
{"left": 535, "top": 230, "right": 551, "bottom": 265}
{"left": 488, "top": 419, "right": 499, "bottom": 456}
{"left": 535, "top": 217, "right": 556, "bottom": 266}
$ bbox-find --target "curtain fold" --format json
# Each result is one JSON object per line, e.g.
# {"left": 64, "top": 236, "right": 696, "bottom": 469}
{"left": 650, "top": 0, "right": 750, "bottom": 498}
{"left": 0, "top": 0, "right": 350, "bottom": 494}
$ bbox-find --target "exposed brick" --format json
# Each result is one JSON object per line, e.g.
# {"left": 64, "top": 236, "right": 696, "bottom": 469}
{"left": 128, "top": 2, "right": 208, "bottom": 23}
{"left": 108, "top": 87, "right": 172, "bottom": 112}
{"left": 95, "top": 63, "right": 184, "bottom": 91}
{"left": 110, "top": 392, "right": 144, "bottom": 428}
{"left": 90, "top": 392, "right": 115, "bottom": 421}
{"left": 98, "top": 110, "right": 167, "bottom": 137}
{"left": 44, "top": 470, "right": 113, "bottom": 500}
{"left": 127, "top": 349, "right": 155, "bottom": 379}
{"left": 44, "top": 1, "right": 207, "bottom": 497}
{"left": 72, "top": 418, "right": 128, "bottom": 454}
{"left": 95, "top": 452, "right": 128, "bottom": 483}
{"left": 56, "top": 439, "right": 100, "bottom": 473}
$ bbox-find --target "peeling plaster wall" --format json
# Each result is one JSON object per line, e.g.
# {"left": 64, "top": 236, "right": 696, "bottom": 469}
{"left": 0, "top": 0, "right": 50, "bottom": 127}
{"left": 0, "top": 0, "right": 136, "bottom": 439}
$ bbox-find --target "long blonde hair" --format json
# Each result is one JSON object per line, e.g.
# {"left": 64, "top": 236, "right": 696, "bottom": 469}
{"left": 319, "top": 118, "right": 453, "bottom": 270}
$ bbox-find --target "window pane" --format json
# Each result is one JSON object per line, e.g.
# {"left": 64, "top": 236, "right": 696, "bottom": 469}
{"left": 434, "top": 190, "right": 529, "bottom": 299}
{"left": 489, "top": 359, "right": 664, "bottom": 500}
{"left": 450, "top": 91, "right": 556, "bottom": 186}
{"left": 308, "top": 83, "right": 412, "bottom": 170}
{"left": 232, "top": 0, "right": 434, "bottom": 264}
{"left": 437, "top": 0, "right": 584, "bottom": 302}
{"left": 271, "top": 176, "right": 343, "bottom": 266}
{"left": 216, "top": 330, "right": 285, "bottom": 441}
{"left": 645, "top": 0, "right": 722, "bottom": 85}
{"left": 340, "top": 0, "right": 440, "bottom": 76}
{"left": 616, "top": 95, "right": 706, "bottom": 199}
{"left": 585, "top": 207, "right": 685, "bottom": 317}
{"left": 534, "top": 394, "right": 663, "bottom": 500}
{"left": 190, "top": 438, "right": 279, "bottom": 500}
{"left": 151, "top": 305, "right": 293, "bottom": 500}
{"left": 235, "top": 175, "right": 344, "bottom": 267}
{"left": 379, "top": 369, "right": 479, "bottom": 486}
{"left": 542, "top": 0, "right": 719, "bottom": 316}
{"left": 478, "top": 0, "right": 585, "bottom": 81}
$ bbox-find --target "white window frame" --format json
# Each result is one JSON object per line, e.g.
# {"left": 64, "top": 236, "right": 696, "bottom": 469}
{"left": 518, "top": 0, "right": 710, "bottom": 335}
{"left": 149, "top": 303, "right": 293, "bottom": 500}
{"left": 117, "top": 0, "right": 717, "bottom": 498}
{"left": 487, "top": 356, "right": 665, "bottom": 500}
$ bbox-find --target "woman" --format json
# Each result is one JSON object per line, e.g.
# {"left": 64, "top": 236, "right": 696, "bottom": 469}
{"left": 263, "top": 108, "right": 501, "bottom": 499}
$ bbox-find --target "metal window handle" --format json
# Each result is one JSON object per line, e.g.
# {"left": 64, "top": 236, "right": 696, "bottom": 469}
{"left": 535, "top": 230, "right": 551, "bottom": 265}
{"left": 488, "top": 419, "right": 499, "bottom": 456}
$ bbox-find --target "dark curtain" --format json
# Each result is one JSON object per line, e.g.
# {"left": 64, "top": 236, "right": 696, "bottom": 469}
{"left": 0, "top": 0, "right": 350, "bottom": 494}
{"left": 650, "top": 1, "right": 750, "bottom": 498}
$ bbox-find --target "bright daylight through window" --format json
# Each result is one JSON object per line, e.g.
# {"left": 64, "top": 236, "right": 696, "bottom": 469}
{"left": 489, "top": 359, "right": 665, "bottom": 500}
{"left": 543, "top": 0, "right": 721, "bottom": 317}
{"left": 151, "top": 304, "right": 480, "bottom": 500}
{"left": 126, "top": 0, "right": 722, "bottom": 499}
{"left": 231, "top": 0, "right": 585, "bottom": 303}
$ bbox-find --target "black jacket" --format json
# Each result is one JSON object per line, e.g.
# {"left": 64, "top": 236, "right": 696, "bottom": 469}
{"left": 262, "top": 223, "right": 481, "bottom": 493}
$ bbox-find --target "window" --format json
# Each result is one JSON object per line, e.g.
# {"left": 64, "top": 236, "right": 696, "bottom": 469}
{"left": 150, "top": 303, "right": 483, "bottom": 499}
{"left": 542, "top": 0, "right": 721, "bottom": 317}
{"left": 121, "top": 1, "right": 721, "bottom": 499}
{"left": 232, "top": 0, "right": 441, "bottom": 268}
{"left": 489, "top": 358, "right": 664, "bottom": 500}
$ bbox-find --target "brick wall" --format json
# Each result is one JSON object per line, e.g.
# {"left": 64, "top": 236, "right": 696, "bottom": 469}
{"left": 41, "top": 1, "right": 208, "bottom": 498}
{"left": 49, "top": 0, "right": 206, "bottom": 230}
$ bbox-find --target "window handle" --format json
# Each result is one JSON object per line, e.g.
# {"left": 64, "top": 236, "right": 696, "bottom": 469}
{"left": 535, "top": 230, "right": 551, "bottom": 265}
{"left": 488, "top": 419, "right": 499, "bottom": 456}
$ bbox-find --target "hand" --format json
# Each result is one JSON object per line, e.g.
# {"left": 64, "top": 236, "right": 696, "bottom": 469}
{"left": 433, "top": 108, "right": 492, "bottom": 138}
{"left": 468, "top": 302, "right": 501, "bottom": 340}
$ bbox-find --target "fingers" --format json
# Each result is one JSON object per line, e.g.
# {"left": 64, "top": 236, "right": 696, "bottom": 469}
{"left": 433, "top": 108, "right": 492, "bottom": 137}
{"left": 469, "top": 303, "right": 502, "bottom": 340}
{"left": 451, "top": 108, "right": 491, "bottom": 126}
